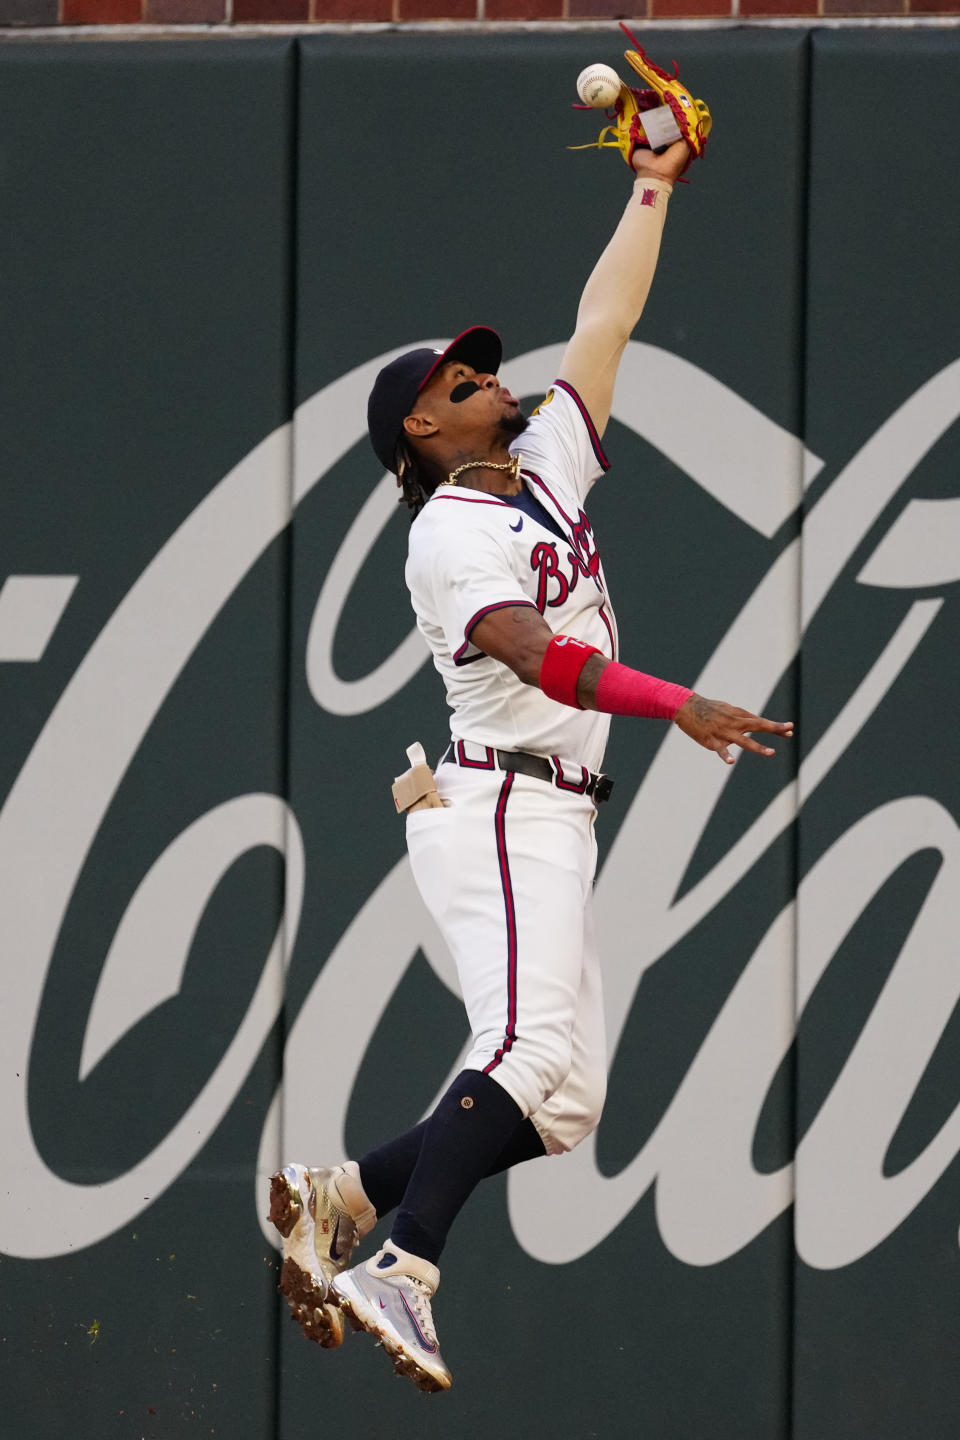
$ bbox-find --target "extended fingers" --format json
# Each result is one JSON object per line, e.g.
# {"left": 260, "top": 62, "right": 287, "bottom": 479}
{"left": 735, "top": 733, "right": 777, "bottom": 758}
{"left": 746, "top": 713, "right": 794, "bottom": 735}
{"left": 724, "top": 717, "right": 794, "bottom": 760}
{"left": 686, "top": 698, "right": 795, "bottom": 763}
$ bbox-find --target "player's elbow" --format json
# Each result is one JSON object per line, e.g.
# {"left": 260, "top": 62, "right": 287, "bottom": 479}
{"left": 517, "top": 650, "right": 547, "bottom": 689}
{"left": 573, "top": 313, "right": 632, "bottom": 360}
{"left": 484, "top": 636, "right": 545, "bottom": 688}
{"left": 471, "top": 607, "right": 551, "bottom": 688}
{"left": 513, "top": 624, "right": 555, "bottom": 688}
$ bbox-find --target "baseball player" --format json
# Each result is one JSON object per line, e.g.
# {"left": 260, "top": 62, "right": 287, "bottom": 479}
{"left": 268, "top": 136, "right": 793, "bottom": 1393}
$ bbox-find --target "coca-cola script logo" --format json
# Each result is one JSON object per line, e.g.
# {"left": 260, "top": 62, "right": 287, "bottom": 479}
{"left": 1, "top": 340, "right": 958, "bottom": 1267}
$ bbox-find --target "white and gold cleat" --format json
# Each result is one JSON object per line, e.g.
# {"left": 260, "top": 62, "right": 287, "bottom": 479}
{"left": 268, "top": 1162, "right": 374, "bottom": 1350}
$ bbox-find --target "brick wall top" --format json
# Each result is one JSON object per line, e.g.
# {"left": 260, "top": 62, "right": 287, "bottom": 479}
{"left": 2, "top": 0, "right": 960, "bottom": 25}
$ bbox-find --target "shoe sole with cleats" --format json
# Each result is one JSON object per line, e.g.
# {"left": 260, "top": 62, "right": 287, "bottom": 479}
{"left": 330, "top": 1273, "right": 452, "bottom": 1393}
{"left": 268, "top": 1168, "right": 345, "bottom": 1349}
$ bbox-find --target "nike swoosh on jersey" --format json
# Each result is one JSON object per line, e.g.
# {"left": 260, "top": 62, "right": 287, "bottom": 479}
{"left": 509, "top": 516, "right": 523, "bottom": 532}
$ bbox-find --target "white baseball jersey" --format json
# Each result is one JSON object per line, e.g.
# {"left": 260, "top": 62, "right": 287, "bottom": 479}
{"left": 405, "top": 380, "right": 619, "bottom": 776}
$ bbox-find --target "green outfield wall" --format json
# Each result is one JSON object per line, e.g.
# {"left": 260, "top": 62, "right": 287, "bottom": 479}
{"left": 0, "top": 30, "right": 958, "bottom": 1440}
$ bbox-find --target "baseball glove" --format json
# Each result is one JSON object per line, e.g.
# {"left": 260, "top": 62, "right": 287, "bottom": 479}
{"left": 570, "top": 22, "right": 712, "bottom": 174}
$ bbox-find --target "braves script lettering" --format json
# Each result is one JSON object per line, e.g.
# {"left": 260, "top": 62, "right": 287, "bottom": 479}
{"left": 530, "top": 508, "right": 604, "bottom": 611}
{"left": 1, "top": 342, "right": 958, "bottom": 1268}
{"left": 532, "top": 541, "right": 570, "bottom": 610}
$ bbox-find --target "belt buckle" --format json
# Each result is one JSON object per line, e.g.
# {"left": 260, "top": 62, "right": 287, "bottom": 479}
{"left": 592, "top": 773, "right": 614, "bottom": 804}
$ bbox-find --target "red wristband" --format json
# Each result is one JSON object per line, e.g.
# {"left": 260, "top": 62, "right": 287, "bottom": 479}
{"left": 539, "top": 634, "right": 601, "bottom": 709}
{"left": 594, "top": 662, "right": 692, "bottom": 720}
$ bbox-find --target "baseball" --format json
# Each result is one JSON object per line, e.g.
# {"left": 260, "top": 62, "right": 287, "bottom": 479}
{"left": 576, "top": 63, "right": 621, "bottom": 109}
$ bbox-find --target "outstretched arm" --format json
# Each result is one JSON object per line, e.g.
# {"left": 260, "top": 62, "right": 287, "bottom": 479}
{"left": 471, "top": 605, "right": 794, "bottom": 765}
{"left": 559, "top": 141, "right": 690, "bottom": 437}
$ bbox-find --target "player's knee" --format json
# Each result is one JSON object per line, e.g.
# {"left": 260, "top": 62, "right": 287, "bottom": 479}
{"left": 564, "top": 1082, "right": 601, "bottom": 1152}
{"left": 501, "top": 1032, "right": 574, "bottom": 1112}
{"left": 559, "top": 1070, "right": 607, "bottom": 1151}
{"left": 533, "top": 1038, "right": 577, "bottom": 1104}
{"left": 579, "top": 1067, "right": 607, "bottom": 1139}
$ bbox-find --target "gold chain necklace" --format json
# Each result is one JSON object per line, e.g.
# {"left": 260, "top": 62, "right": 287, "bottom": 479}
{"left": 440, "top": 452, "right": 522, "bottom": 488}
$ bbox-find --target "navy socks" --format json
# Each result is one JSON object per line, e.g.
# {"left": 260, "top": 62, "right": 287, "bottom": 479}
{"left": 356, "top": 1123, "right": 428, "bottom": 1217}
{"left": 357, "top": 1070, "right": 546, "bottom": 1265}
{"left": 358, "top": 1113, "right": 546, "bottom": 1219}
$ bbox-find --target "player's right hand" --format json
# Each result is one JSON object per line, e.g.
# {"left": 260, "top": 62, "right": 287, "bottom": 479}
{"left": 631, "top": 139, "right": 691, "bottom": 184}
{"left": 674, "top": 694, "right": 794, "bottom": 765}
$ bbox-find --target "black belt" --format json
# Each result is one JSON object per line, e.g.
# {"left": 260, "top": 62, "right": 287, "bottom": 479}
{"left": 439, "top": 742, "right": 614, "bottom": 804}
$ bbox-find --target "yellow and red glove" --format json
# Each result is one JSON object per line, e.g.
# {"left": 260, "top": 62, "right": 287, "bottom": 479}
{"left": 571, "top": 23, "right": 712, "bottom": 175}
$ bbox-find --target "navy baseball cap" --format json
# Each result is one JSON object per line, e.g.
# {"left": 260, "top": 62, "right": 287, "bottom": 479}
{"left": 367, "top": 326, "right": 503, "bottom": 473}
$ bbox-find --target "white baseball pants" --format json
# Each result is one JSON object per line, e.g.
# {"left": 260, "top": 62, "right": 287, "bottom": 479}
{"left": 405, "top": 755, "right": 607, "bottom": 1155}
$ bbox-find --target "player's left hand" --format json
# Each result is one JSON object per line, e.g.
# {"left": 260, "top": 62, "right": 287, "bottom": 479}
{"left": 674, "top": 694, "right": 794, "bottom": 765}
{"left": 631, "top": 139, "right": 691, "bottom": 184}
